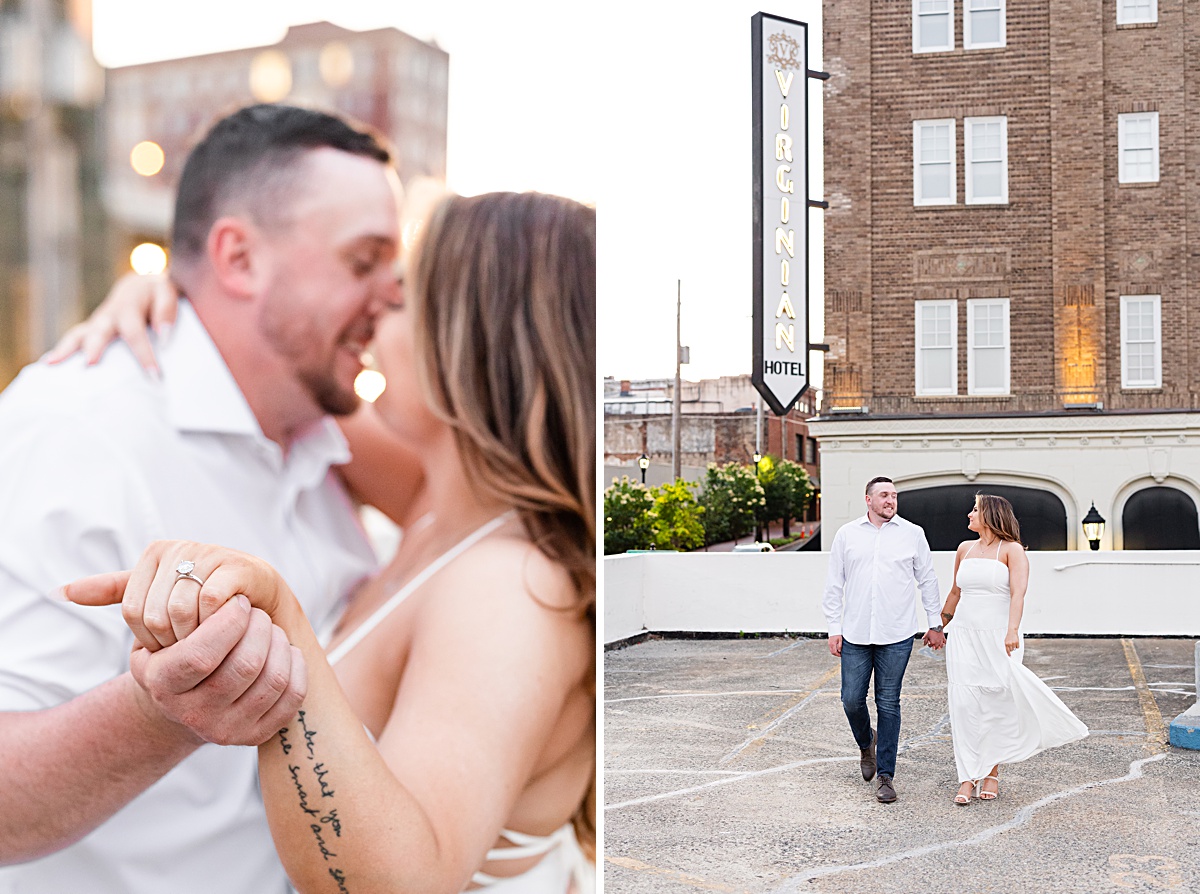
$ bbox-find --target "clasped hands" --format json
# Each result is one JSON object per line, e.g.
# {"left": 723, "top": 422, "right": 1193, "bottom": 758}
{"left": 62, "top": 540, "right": 304, "bottom": 747}
{"left": 922, "top": 627, "right": 946, "bottom": 650}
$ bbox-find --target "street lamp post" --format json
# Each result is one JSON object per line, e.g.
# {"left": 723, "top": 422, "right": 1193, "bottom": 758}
{"left": 1081, "top": 502, "right": 1106, "bottom": 551}
{"left": 752, "top": 452, "right": 763, "bottom": 541}
{"left": 638, "top": 453, "right": 649, "bottom": 485}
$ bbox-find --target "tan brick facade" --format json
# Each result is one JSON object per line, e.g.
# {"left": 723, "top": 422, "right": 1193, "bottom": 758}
{"left": 822, "top": 0, "right": 1199, "bottom": 414}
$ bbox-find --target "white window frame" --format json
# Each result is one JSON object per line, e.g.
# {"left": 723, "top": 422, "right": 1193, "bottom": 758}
{"left": 1118, "top": 112, "right": 1160, "bottom": 183}
{"left": 1117, "top": 0, "right": 1157, "bottom": 25}
{"left": 966, "top": 298, "right": 1010, "bottom": 395}
{"left": 913, "top": 119, "right": 957, "bottom": 206}
{"left": 1120, "top": 294, "right": 1162, "bottom": 388}
{"left": 913, "top": 0, "right": 954, "bottom": 53}
{"left": 915, "top": 300, "right": 958, "bottom": 396}
{"left": 964, "top": 0, "right": 1006, "bottom": 49}
{"left": 964, "top": 115, "right": 1008, "bottom": 204}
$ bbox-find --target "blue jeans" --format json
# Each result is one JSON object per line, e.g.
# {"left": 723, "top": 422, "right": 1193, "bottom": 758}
{"left": 839, "top": 638, "right": 913, "bottom": 778}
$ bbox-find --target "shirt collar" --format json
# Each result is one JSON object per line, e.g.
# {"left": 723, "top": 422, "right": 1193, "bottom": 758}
{"left": 160, "top": 301, "right": 352, "bottom": 480}
{"left": 857, "top": 513, "right": 901, "bottom": 528}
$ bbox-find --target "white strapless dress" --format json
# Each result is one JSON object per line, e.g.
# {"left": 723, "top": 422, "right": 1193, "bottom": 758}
{"left": 946, "top": 557, "right": 1089, "bottom": 782}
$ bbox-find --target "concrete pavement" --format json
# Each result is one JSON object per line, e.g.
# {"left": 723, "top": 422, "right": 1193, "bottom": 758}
{"left": 603, "top": 636, "right": 1199, "bottom": 893}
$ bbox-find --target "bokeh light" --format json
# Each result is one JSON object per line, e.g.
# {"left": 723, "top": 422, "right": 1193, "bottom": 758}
{"left": 249, "top": 50, "right": 292, "bottom": 102}
{"left": 354, "top": 369, "right": 386, "bottom": 403}
{"left": 319, "top": 41, "right": 354, "bottom": 88}
{"left": 129, "top": 140, "right": 165, "bottom": 176}
{"left": 130, "top": 242, "right": 168, "bottom": 275}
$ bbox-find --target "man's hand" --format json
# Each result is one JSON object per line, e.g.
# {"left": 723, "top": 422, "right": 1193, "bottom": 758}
{"left": 828, "top": 635, "right": 843, "bottom": 657}
{"left": 128, "top": 597, "right": 308, "bottom": 746}
{"left": 922, "top": 627, "right": 946, "bottom": 650}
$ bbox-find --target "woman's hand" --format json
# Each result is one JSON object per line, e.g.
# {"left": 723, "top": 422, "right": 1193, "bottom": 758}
{"left": 45, "top": 272, "right": 179, "bottom": 373}
{"left": 66, "top": 540, "right": 298, "bottom": 653}
{"left": 1005, "top": 627, "right": 1020, "bottom": 656}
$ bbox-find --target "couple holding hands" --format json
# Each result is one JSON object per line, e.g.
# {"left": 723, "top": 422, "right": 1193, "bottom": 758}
{"left": 823, "top": 478, "right": 1088, "bottom": 805}
{"left": 0, "top": 104, "right": 594, "bottom": 893}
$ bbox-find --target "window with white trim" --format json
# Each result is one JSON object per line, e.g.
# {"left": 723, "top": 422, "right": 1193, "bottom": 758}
{"left": 915, "top": 300, "right": 958, "bottom": 395}
{"left": 964, "top": 0, "right": 1005, "bottom": 48}
{"left": 1120, "top": 294, "right": 1161, "bottom": 388}
{"left": 914, "top": 119, "right": 956, "bottom": 205}
{"left": 1118, "top": 112, "right": 1159, "bottom": 183}
{"left": 966, "top": 298, "right": 1009, "bottom": 394}
{"left": 964, "top": 116, "right": 1008, "bottom": 203}
{"left": 914, "top": 0, "right": 954, "bottom": 52}
{"left": 1117, "top": 0, "right": 1157, "bottom": 25}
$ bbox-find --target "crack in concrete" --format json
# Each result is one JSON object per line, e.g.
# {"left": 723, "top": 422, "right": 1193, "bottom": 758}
{"left": 766, "top": 753, "right": 1168, "bottom": 892}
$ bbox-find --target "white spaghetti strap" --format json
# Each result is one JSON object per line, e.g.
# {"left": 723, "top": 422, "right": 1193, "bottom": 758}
{"left": 480, "top": 826, "right": 572, "bottom": 861}
{"left": 326, "top": 511, "right": 515, "bottom": 666}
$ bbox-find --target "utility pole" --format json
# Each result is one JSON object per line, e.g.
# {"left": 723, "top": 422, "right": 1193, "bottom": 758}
{"left": 671, "top": 280, "right": 683, "bottom": 481}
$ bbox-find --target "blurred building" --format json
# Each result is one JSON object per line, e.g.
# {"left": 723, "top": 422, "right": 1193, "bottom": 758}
{"left": 603, "top": 374, "right": 821, "bottom": 499}
{"left": 104, "top": 20, "right": 449, "bottom": 274}
{"left": 0, "top": 0, "right": 105, "bottom": 387}
{"left": 814, "top": 0, "right": 1200, "bottom": 551}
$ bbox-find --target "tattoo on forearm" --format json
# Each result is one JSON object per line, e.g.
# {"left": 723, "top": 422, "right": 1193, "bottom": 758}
{"left": 278, "top": 713, "right": 350, "bottom": 889}
{"left": 287, "top": 764, "right": 321, "bottom": 817}
{"left": 298, "top": 709, "right": 318, "bottom": 761}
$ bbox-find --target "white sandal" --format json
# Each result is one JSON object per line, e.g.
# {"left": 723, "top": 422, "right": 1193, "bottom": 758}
{"left": 954, "top": 780, "right": 976, "bottom": 805}
{"left": 977, "top": 774, "right": 999, "bottom": 801}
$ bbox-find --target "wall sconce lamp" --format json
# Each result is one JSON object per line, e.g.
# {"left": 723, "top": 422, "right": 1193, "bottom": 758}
{"left": 1081, "top": 502, "right": 1106, "bottom": 551}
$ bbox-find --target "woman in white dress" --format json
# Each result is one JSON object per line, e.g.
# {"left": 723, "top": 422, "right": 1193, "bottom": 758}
{"left": 64, "top": 191, "right": 596, "bottom": 892}
{"left": 941, "top": 494, "right": 1088, "bottom": 805}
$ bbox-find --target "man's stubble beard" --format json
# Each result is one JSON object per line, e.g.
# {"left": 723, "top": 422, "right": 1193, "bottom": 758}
{"left": 259, "top": 301, "right": 362, "bottom": 419}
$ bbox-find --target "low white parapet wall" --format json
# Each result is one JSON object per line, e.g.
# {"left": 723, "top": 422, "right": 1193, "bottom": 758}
{"left": 603, "top": 551, "right": 1200, "bottom": 644}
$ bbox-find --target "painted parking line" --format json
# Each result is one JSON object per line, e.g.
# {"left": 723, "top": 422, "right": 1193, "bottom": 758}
{"left": 606, "top": 689, "right": 815, "bottom": 704}
{"left": 605, "top": 755, "right": 856, "bottom": 811}
{"left": 718, "top": 664, "right": 841, "bottom": 765}
{"left": 604, "top": 855, "right": 750, "bottom": 893}
{"left": 1121, "top": 639, "right": 1169, "bottom": 753}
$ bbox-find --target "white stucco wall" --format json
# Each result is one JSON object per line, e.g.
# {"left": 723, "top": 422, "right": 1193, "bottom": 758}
{"left": 808, "top": 412, "right": 1200, "bottom": 549}
{"left": 603, "top": 551, "right": 1200, "bottom": 644}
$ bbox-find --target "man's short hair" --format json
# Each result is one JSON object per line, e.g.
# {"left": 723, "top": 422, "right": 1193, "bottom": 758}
{"left": 171, "top": 104, "right": 393, "bottom": 267}
{"left": 865, "top": 476, "right": 894, "bottom": 496}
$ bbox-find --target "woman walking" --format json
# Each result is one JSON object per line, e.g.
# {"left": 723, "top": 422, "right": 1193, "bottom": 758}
{"left": 941, "top": 494, "right": 1088, "bottom": 804}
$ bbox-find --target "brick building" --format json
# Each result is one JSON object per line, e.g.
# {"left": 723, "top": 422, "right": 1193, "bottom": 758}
{"left": 811, "top": 0, "right": 1200, "bottom": 550}
{"left": 104, "top": 21, "right": 448, "bottom": 275}
{"left": 604, "top": 374, "right": 820, "bottom": 502}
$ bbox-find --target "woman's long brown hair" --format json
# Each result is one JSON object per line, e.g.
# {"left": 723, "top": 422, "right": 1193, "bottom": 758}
{"left": 408, "top": 191, "right": 597, "bottom": 855}
{"left": 975, "top": 493, "right": 1022, "bottom": 543}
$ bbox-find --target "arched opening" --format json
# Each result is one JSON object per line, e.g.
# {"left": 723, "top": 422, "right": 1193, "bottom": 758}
{"left": 1121, "top": 487, "right": 1200, "bottom": 550}
{"left": 898, "top": 483, "right": 1068, "bottom": 550}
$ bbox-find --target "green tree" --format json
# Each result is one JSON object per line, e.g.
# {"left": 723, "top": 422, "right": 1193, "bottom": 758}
{"left": 603, "top": 476, "right": 656, "bottom": 555}
{"left": 699, "top": 462, "right": 765, "bottom": 545}
{"left": 649, "top": 479, "right": 705, "bottom": 551}
{"left": 759, "top": 456, "right": 814, "bottom": 538}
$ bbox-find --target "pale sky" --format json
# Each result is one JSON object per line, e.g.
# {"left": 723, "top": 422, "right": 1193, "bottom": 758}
{"left": 92, "top": 0, "right": 823, "bottom": 385}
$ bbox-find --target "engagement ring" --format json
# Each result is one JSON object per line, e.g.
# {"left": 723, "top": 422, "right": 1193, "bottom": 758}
{"left": 174, "top": 560, "right": 205, "bottom": 587}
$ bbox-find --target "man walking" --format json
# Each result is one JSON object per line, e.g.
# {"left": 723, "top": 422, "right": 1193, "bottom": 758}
{"left": 0, "top": 105, "right": 402, "bottom": 892}
{"left": 822, "top": 476, "right": 945, "bottom": 803}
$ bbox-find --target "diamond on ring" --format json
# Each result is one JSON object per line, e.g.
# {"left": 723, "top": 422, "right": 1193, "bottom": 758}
{"left": 174, "top": 560, "right": 205, "bottom": 587}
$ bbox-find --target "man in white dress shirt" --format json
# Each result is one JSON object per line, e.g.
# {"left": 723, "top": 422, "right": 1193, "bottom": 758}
{"left": 821, "top": 476, "right": 945, "bottom": 803}
{"left": 0, "top": 105, "right": 401, "bottom": 892}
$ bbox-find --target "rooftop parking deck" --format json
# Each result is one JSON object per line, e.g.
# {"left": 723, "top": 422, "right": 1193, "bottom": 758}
{"left": 603, "top": 636, "right": 1199, "bottom": 894}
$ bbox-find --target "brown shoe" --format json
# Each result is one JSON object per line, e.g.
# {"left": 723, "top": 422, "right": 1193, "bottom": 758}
{"left": 859, "top": 729, "right": 877, "bottom": 781}
{"left": 876, "top": 773, "right": 897, "bottom": 803}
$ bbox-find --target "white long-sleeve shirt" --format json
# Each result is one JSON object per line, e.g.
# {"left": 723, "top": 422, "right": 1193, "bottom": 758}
{"left": 821, "top": 514, "right": 942, "bottom": 644}
{"left": 0, "top": 302, "right": 377, "bottom": 894}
